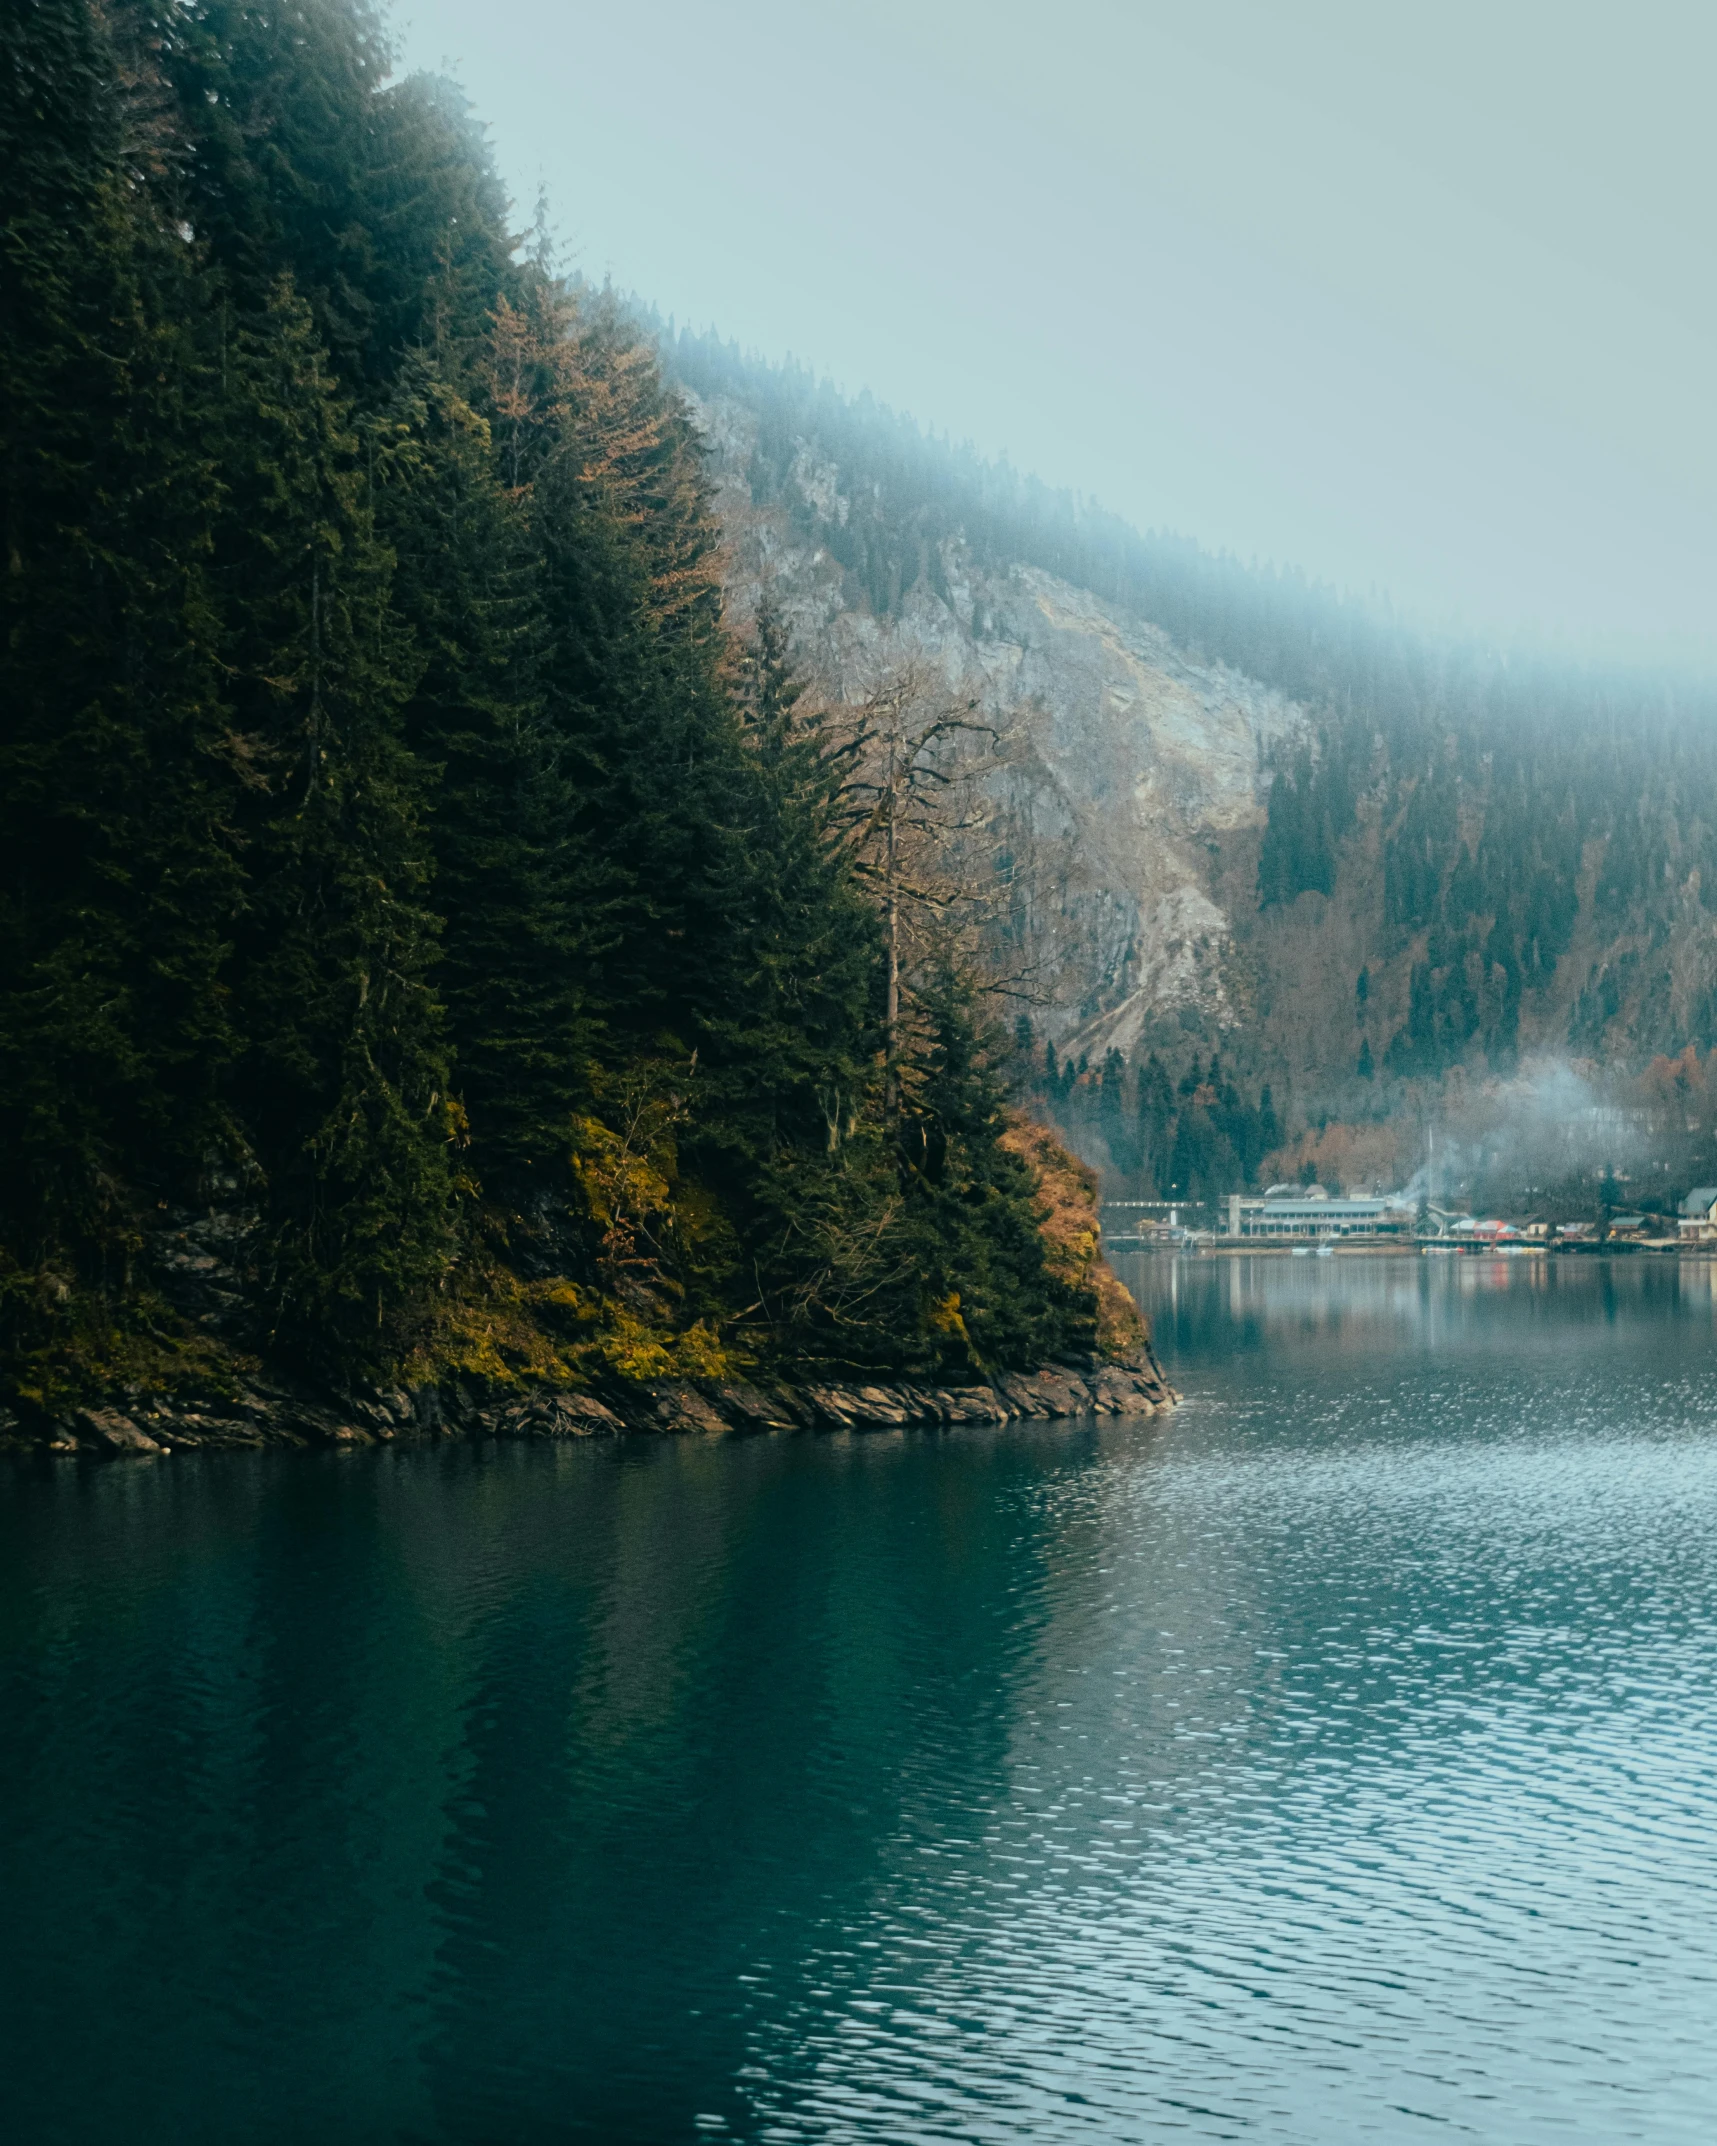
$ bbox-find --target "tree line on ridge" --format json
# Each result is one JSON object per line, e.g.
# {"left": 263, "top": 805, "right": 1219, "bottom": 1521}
{"left": 0, "top": 0, "right": 1113, "bottom": 1413}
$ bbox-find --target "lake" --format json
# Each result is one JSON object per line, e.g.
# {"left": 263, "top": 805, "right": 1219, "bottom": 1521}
{"left": 4, "top": 1254, "right": 1715, "bottom": 2142}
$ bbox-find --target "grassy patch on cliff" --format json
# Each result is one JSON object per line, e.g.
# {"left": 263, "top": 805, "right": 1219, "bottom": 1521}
{"left": 1000, "top": 1116, "right": 1146, "bottom": 1358}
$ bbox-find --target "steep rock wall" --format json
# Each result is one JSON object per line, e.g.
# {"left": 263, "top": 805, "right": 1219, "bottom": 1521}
{"left": 684, "top": 373, "right": 1717, "bottom": 1115}
{"left": 689, "top": 388, "right": 1305, "bottom": 1053}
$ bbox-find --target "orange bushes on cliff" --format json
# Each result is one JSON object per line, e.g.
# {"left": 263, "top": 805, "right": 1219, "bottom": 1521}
{"left": 1001, "top": 1116, "right": 1145, "bottom": 1359}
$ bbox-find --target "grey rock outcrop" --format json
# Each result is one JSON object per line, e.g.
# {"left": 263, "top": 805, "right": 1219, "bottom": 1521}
{"left": 492, "top": 1391, "right": 627, "bottom": 1438}
{"left": 635, "top": 1382, "right": 731, "bottom": 1435}
{"left": 73, "top": 1408, "right": 164, "bottom": 1457}
{"left": 999, "top": 1368, "right": 1092, "bottom": 1417}
{"left": 708, "top": 1382, "right": 804, "bottom": 1430}
{"left": 683, "top": 386, "right": 1307, "bottom": 1057}
{"left": 12, "top": 1344, "right": 1177, "bottom": 1459}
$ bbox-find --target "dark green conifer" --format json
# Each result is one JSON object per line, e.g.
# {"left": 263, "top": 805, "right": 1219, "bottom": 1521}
{"left": 1, "top": 0, "right": 241, "bottom": 1265}
{"left": 1, "top": 0, "right": 1114, "bottom": 1406}
{"left": 220, "top": 282, "right": 455, "bottom": 1362}
{"left": 370, "top": 352, "right": 591, "bottom": 1191}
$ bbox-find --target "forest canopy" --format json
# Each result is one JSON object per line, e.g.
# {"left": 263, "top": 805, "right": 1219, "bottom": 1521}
{"left": 0, "top": 0, "right": 1116, "bottom": 1413}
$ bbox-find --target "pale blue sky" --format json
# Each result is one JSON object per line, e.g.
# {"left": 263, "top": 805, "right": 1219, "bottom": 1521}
{"left": 397, "top": 0, "right": 1716, "bottom": 665}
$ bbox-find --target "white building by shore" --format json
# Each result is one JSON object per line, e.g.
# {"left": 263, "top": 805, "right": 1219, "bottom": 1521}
{"left": 1678, "top": 1188, "right": 1717, "bottom": 1242}
{"left": 1225, "top": 1185, "right": 1412, "bottom": 1240}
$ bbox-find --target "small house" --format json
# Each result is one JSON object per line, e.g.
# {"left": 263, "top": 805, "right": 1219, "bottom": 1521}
{"left": 1678, "top": 1188, "right": 1717, "bottom": 1242}
{"left": 1451, "top": 1218, "right": 1522, "bottom": 1244}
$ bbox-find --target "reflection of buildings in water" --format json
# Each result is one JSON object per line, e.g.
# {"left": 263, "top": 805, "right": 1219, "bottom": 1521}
{"left": 1457, "top": 1254, "right": 1550, "bottom": 1294}
{"left": 1677, "top": 1257, "right": 1717, "bottom": 1306}
{"left": 1116, "top": 1248, "right": 1717, "bottom": 1358}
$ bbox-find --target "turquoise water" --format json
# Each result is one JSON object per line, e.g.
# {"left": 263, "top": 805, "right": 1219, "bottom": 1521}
{"left": 3, "top": 1254, "right": 1716, "bottom": 2142}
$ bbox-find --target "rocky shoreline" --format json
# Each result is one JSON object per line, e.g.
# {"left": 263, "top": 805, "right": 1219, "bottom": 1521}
{"left": 2, "top": 1348, "right": 1178, "bottom": 1459}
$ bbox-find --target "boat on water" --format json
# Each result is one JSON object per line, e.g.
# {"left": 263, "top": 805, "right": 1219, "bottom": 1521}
{"left": 1292, "top": 1245, "right": 1313, "bottom": 1257}
{"left": 1316, "top": 1243, "right": 1336, "bottom": 1258}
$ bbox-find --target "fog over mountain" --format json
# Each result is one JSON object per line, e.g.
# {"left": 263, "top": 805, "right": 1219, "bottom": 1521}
{"left": 657, "top": 328, "right": 1717, "bottom": 1141}
{"left": 400, "top": 0, "right": 1717, "bottom": 665}
{"left": 387, "top": 0, "right": 1717, "bottom": 1210}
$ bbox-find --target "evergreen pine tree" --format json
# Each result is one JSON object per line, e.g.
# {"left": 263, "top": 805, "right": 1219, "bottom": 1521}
{"left": 1, "top": 0, "right": 241, "bottom": 1271}
{"left": 370, "top": 351, "right": 590, "bottom": 1192}
{"left": 1, "top": 0, "right": 1123, "bottom": 1408}
{"left": 220, "top": 282, "right": 455, "bottom": 1363}
{"left": 1136, "top": 1054, "right": 1174, "bottom": 1197}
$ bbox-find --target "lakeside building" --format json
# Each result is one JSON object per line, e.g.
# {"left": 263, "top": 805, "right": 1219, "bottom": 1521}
{"left": 1225, "top": 1187, "right": 1412, "bottom": 1240}
{"left": 1678, "top": 1188, "right": 1717, "bottom": 1242}
{"left": 1450, "top": 1218, "right": 1524, "bottom": 1245}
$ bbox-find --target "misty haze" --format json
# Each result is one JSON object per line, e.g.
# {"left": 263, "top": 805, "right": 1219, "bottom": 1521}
{"left": 4, "top": 4, "right": 1716, "bottom": 2142}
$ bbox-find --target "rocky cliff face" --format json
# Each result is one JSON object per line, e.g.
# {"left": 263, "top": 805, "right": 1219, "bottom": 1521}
{"left": 680, "top": 357, "right": 1717, "bottom": 1130}
{"left": 690, "top": 388, "right": 1306, "bottom": 1059}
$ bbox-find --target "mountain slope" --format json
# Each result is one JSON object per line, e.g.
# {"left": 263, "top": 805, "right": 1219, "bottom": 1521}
{"left": 682, "top": 366, "right": 1307, "bottom": 1059}
{"left": 663, "top": 327, "right": 1717, "bottom": 1132}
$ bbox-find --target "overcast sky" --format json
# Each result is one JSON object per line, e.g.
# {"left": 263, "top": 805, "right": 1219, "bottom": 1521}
{"left": 396, "top": 0, "right": 1716, "bottom": 665}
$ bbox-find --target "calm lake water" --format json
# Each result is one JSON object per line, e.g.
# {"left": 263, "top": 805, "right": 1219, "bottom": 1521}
{"left": 4, "top": 1255, "right": 1717, "bottom": 2143}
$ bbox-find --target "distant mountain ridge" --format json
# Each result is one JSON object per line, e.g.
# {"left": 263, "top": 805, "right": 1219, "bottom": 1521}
{"left": 659, "top": 322, "right": 1717, "bottom": 1121}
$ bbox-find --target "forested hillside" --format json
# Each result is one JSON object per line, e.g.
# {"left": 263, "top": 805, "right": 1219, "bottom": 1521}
{"left": 0, "top": 0, "right": 1119, "bottom": 1420}
{"left": 662, "top": 327, "right": 1717, "bottom": 1204}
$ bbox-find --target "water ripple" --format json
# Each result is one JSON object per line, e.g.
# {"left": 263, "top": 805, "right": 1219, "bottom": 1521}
{"left": 1, "top": 1260, "right": 1715, "bottom": 2140}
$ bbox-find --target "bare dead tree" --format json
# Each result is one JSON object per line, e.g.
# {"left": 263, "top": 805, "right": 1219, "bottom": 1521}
{"left": 825, "top": 664, "right": 1041, "bottom": 1111}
